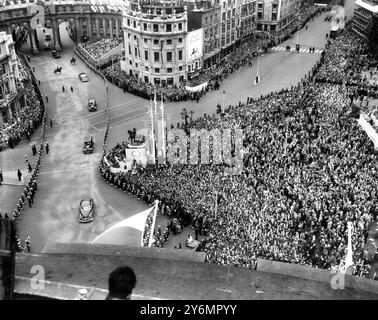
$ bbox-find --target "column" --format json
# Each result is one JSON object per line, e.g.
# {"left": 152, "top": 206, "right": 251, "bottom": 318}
{"left": 86, "top": 16, "right": 92, "bottom": 42}
{"left": 95, "top": 18, "right": 100, "bottom": 40}
{"left": 109, "top": 19, "right": 113, "bottom": 39}
{"left": 75, "top": 18, "right": 81, "bottom": 43}
{"left": 52, "top": 19, "right": 61, "bottom": 51}
{"left": 28, "top": 24, "right": 39, "bottom": 55}
{"left": 115, "top": 19, "right": 120, "bottom": 38}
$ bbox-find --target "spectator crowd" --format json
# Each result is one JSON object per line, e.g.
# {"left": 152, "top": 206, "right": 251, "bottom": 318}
{"left": 100, "top": 81, "right": 377, "bottom": 277}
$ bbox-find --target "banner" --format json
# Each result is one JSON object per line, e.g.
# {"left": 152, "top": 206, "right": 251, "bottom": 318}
{"left": 185, "top": 81, "right": 208, "bottom": 92}
{"left": 186, "top": 29, "right": 203, "bottom": 63}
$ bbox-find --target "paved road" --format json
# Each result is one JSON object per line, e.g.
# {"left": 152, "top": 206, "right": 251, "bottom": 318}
{"left": 0, "top": 5, "right": 356, "bottom": 252}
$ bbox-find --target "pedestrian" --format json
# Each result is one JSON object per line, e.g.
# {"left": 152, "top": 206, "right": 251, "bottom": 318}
{"left": 50, "top": 118, "right": 53, "bottom": 128}
{"left": 45, "top": 142, "right": 49, "bottom": 154}
{"left": 17, "top": 169, "right": 22, "bottom": 182}
{"left": 195, "top": 227, "right": 199, "bottom": 240}
{"left": 32, "top": 67, "right": 35, "bottom": 72}
{"left": 45, "top": 95, "right": 48, "bottom": 102}
{"left": 178, "top": 243, "right": 182, "bottom": 250}
{"left": 28, "top": 162, "right": 32, "bottom": 173}
{"left": 38, "top": 80, "right": 40, "bottom": 86}
{"left": 25, "top": 236, "right": 31, "bottom": 253}
{"left": 62, "top": 85, "right": 65, "bottom": 92}
{"left": 32, "top": 144, "right": 36, "bottom": 156}
{"left": 70, "top": 86, "right": 73, "bottom": 93}
{"left": 27, "top": 195, "right": 32, "bottom": 208}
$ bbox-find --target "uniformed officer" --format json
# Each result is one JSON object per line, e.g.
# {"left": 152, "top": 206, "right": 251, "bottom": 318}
{"left": 25, "top": 236, "right": 31, "bottom": 253}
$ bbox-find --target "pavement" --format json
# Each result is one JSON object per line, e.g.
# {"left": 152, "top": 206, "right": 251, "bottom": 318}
{"left": 0, "top": 2, "right": 360, "bottom": 253}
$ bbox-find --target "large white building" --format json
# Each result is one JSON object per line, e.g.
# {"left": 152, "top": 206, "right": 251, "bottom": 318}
{"left": 353, "top": 0, "right": 378, "bottom": 39}
{"left": 121, "top": 0, "right": 189, "bottom": 86}
{"left": 0, "top": 31, "right": 24, "bottom": 126}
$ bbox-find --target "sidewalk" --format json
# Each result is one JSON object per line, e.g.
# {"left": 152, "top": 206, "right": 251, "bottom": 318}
{"left": 1, "top": 169, "right": 30, "bottom": 186}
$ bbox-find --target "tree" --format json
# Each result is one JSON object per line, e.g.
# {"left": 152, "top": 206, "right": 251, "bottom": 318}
{"left": 368, "top": 14, "right": 378, "bottom": 58}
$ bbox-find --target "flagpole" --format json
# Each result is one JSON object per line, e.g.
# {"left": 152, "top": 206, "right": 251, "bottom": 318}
{"left": 148, "top": 200, "right": 159, "bottom": 247}
{"left": 150, "top": 99, "right": 155, "bottom": 164}
{"left": 160, "top": 94, "right": 166, "bottom": 160}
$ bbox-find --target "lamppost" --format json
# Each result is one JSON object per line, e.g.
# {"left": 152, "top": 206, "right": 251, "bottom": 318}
{"left": 190, "top": 110, "right": 194, "bottom": 125}
{"left": 180, "top": 108, "right": 189, "bottom": 132}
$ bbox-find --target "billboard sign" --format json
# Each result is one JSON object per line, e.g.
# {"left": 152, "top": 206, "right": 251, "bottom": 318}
{"left": 186, "top": 29, "right": 203, "bottom": 63}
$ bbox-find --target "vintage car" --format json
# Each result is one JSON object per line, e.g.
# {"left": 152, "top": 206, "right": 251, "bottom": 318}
{"left": 78, "top": 198, "right": 94, "bottom": 223}
{"left": 79, "top": 72, "right": 89, "bottom": 82}
{"left": 88, "top": 98, "right": 97, "bottom": 112}
{"left": 83, "top": 136, "right": 94, "bottom": 154}
{"left": 52, "top": 50, "right": 61, "bottom": 59}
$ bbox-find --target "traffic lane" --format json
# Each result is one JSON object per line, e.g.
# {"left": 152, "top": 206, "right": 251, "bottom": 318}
{"left": 107, "top": 51, "right": 320, "bottom": 142}
{"left": 17, "top": 166, "right": 148, "bottom": 253}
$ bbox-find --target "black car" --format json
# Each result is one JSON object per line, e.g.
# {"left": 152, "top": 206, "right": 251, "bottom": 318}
{"left": 88, "top": 98, "right": 97, "bottom": 112}
{"left": 78, "top": 198, "right": 94, "bottom": 223}
{"left": 83, "top": 136, "right": 94, "bottom": 154}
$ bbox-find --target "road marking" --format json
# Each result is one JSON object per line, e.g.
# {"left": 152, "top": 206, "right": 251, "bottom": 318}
{"left": 216, "top": 288, "right": 232, "bottom": 293}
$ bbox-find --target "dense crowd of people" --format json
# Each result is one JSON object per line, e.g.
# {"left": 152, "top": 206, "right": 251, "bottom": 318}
{"left": 0, "top": 58, "right": 45, "bottom": 152}
{"left": 80, "top": 37, "right": 122, "bottom": 60}
{"left": 101, "top": 81, "right": 377, "bottom": 277}
{"left": 316, "top": 30, "right": 378, "bottom": 92}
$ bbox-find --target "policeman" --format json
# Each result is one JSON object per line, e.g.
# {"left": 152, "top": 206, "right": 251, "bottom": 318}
{"left": 25, "top": 236, "right": 31, "bottom": 253}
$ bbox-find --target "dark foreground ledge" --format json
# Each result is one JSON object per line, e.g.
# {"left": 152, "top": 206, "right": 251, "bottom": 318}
{"left": 13, "top": 243, "right": 378, "bottom": 300}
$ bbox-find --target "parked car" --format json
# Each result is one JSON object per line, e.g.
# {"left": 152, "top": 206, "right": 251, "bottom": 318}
{"left": 78, "top": 198, "right": 94, "bottom": 223}
{"left": 79, "top": 72, "right": 89, "bottom": 82}
{"left": 83, "top": 136, "right": 94, "bottom": 154}
{"left": 88, "top": 98, "right": 97, "bottom": 112}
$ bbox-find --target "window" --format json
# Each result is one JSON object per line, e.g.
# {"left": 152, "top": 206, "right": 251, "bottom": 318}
{"left": 167, "top": 68, "right": 172, "bottom": 73}
{"left": 144, "top": 38, "right": 148, "bottom": 44}
{"left": 179, "top": 66, "right": 183, "bottom": 71}
{"left": 178, "top": 50, "right": 182, "bottom": 60}
{"left": 178, "top": 38, "right": 182, "bottom": 43}
{"left": 222, "top": 12, "right": 226, "bottom": 21}
{"left": 128, "top": 45, "right": 131, "bottom": 55}
{"left": 155, "top": 68, "right": 160, "bottom": 73}
{"left": 232, "top": 8, "right": 235, "bottom": 17}
{"left": 135, "top": 48, "right": 138, "bottom": 57}
{"left": 144, "top": 23, "right": 147, "bottom": 31}
{"left": 129, "top": 60, "right": 132, "bottom": 65}
{"left": 154, "top": 78, "right": 160, "bottom": 85}
{"left": 167, "top": 78, "right": 173, "bottom": 85}
{"left": 167, "top": 52, "right": 172, "bottom": 62}
{"left": 222, "top": 23, "right": 225, "bottom": 33}
{"left": 166, "top": 24, "right": 172, "bottom": 32}
{"left": 178, "top": 23, "right": 182, "bottom": 31}
{"left": 133, "top": 20, "right": 136, "bottom": 28}
{"left": 257, "top": 12, "right": 262, "bottom": 20}
{"left": 128, "top": 33, "right": 131, "bottom": 39}
{"left": 144, "top": 76, "right": 149, "bottom": 83}
{"left": 167, "top": 39, "right": 172, "bottom": 45}
{"left": 127, "top": 19, "right": 130, "bottom": 26}
{"left": 144, "top": 50, "right": 148, "bottom": 60}
{"left": 135, "top": 63, "right": 138, "bottom": 68}
{"left": 134, "top": 35, "right": 137, "bottom": 41}
{"left": 154, "top": 39, "right": 159, "bottom": 45}
{"left": 145, "top": 66, "right": 149, "bottom": 71}
{"left": 232, "top": 19, "right": 235, "bottom": 28}
{"left": 227, "top": 10, "right": 231, "bottom": 19}
{"left": 154, "top": 52, "right": 159, "bottom": 62}
{"left": 153, "top": 24, "right": 158, "bottom": 32}
{"left": 272, "top": 12, "right": 277, "bottom": 21}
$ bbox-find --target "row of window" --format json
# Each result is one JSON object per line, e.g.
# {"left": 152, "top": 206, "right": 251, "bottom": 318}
{"left": 126, "top": 34, "right": 183, "bottom": 45}
{"left": 130, "top": 63, "right": 184, "bottom": 74}
{"left": 222, "top": 8, "right": 237, "bottom": 21}
{"left": 128, "top": 46, "right": 183, "bottom": 62}
{"left": 126, "top": 19, "right": 183, "bottom": 32}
